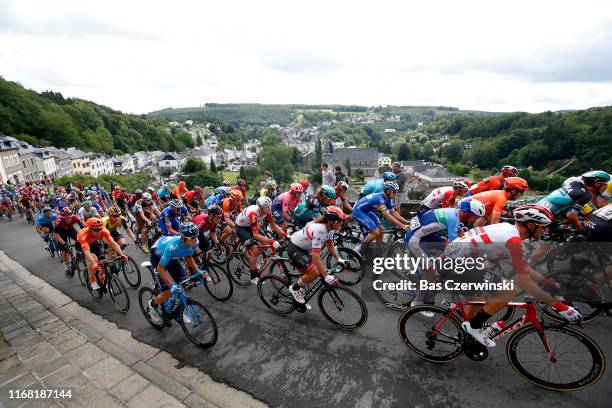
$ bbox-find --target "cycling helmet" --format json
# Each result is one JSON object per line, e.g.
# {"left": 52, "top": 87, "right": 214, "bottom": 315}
{"left": 222, "top": 180, "right": 231, "bottom": 187}
{"left": 320, "top": 185, "right": 337, "bottom": 199}
{"left": 581, "top": 170, "right": 610, "bottom": 185}
{"left": 178, "top": 181, "right": 186, "bottom": 188}
{"left": 179, "top": 222, "right": 199, "bottom": 239}
{"left": 383, "top": 172, "right": 397, "bottom": 182}
{"left": 134, "top": 189, "right": 143, "bottom": 195}
{"left": 513, "top": 204, "right": 553, "bottom": 226}
{"left": 114, "top": 186, "right": 120, "bottom": 191}
{"left": 290, "top": 183, "right": 304, "bottom": 194}
{"left": 323, "top": 206, "right": 348, "bottom": 222}
{"left": 42, "top": 206, "right": 52, "bottom": 213}
{"left": 194, "top": 186, "right": 203, "bottom": 194}
{"left": 162, "top": 184, "right": 170, "bottom": 191}
{"left": 230, "top": 189, "right": 243, "bottom": 200}
{"left": 266, "top": 179, "right": 277, "bottom": 189}
{"left": 336, "top": 181, "right": 349, "bottom": 192}
{"left": 458, "top": 198, "right": 486, "bottom": 217}
{"left": 501, "top": 165, "right": 518, "bottom": 176}
{"left": 299, "top": 179, "right": 310, "bottom": 190}
{"left": 61, "top": 207, "right": 72, "bottom": 216}
{"left": 82, "top": 200, "right": 92, "bottom": 207}
{"left": 207, "top": 205, "right": 222, "bottom": 215}
{"left": 504, "top": 177, "right": 529, "bottom": 192}
{"left": 142, "top": 192, "right": 152, "bottom": 200}
{"left": 383, "top": 182, "right": 399, "bottom": 192}
{"left": 218, "top": 186, "right": 231, "bottom": 196}
{"left": 49, "top": 193, "right": 56, "bottom": 198}
{"left": 90, "top": 187, "right": 97, "bottom": 192}
{"left": 237, "top": 179, "right": 247, "bottom": 187}
{"left": 86, "top": 217, "right": 104, "bottom": 231}
{"left": 147, "top": 186, "right": 155, "bottom": 192}
{"left": 169, "top": 200, "right": 182, "bottom": 209}
{"left": 453, "top": 178, "right": 471, "bottom": 190}
{"left": 108, "top": 206, "right": 122, "bottom": 216}
{"left": 256, "top": 196, "right": 272, "bottom": 208}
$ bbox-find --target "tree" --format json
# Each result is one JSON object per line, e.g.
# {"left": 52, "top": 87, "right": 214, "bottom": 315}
{"left": 185, "top": 170, "right": 223, "bottom": 189}
{"left": 290, "top": 147, "right": 302, "bottom": 166}
{"left": 442, "top": 142, "right": 464, "bottom": 163}
{"left": 421, "top": 143, "right": 434, "bottom": 160}
{"left": 260, "top": 144, "right": 295, "bottom": 185}
{"left": 209, "top": 157, "right": 217, "bottom": 172}
{"left": 182, "top": 157, "right": 205, "bottom": 174}
{"left": 312, "top": 138, "right": 323, "bottom": 172}
{"left": 327, "top": 140, "right": 334, "bottom": 153}
{"left": 195, "top": 135, "right": 203, "bottom": 146}
{"left": 397, "top": 143, "right": 411, "bottom": 161}
{"left": 345, "top": 157, "right": 352, "bottom": 176}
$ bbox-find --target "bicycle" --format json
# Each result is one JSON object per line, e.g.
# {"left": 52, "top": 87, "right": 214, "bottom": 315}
{"left": 397, "top": 298, "right": 605, "bottom": 391}
{"left": 103, "top": 243, "right": 142, "bottom": 289}
{"left": 226, "top": 242, "right": 282, "bottom": 287}
{"left": 257, "top": 263, "right": 368, "bottom": 330}
{"left": 43, "top": 233, "right": 59, "bottom": 258}
{"left": 86, "top": 256, "right": 131, "bottom": 313}
{"left": 138, "top": 266, "right": 218, "bottom": 348}
{"left": 193, "top": 255, "right": 234, "bottom": 301}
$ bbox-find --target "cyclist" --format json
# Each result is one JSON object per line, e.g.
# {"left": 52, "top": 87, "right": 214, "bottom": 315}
{"left": 586, "top": 204, "right": 612, "bottom": 242}
{"left": 334, "top": 181, "right": 353, "bottom": 212}
{"left": 0, "top": 191, "right": 13, "bottom": 220}
{"left": 232, "top": 179, "right": 249, "bottom": 206}
{"left": 158, "top": 199, "right": 190, "bottom": 236}
{"left": 113, "top": 187, "right": 130, "bottom": 214}
{"left": 293, "top": 185, "right": 337, "bottom": 229}
{"left": 287, "top": 207, "right": 349, "bottom": 305}
{"left": 235, "top": 196, "right": 287, "bottom": 284}
{"left": 194, "top": 205, "right": 223, "bottom": 261}
{"left": 88, "top": 187, "right": 107, "bottom": 213}
{"left": 259, "top": 179, "right": 279, "bottom": 201}
{"left": 471, "top": 177, "right": 528, "bottom": 226}
{"left": 54, "top": 207, "right": 86, "bottom": 274}
{"left": 593, "top": 178, "right": 612, "bottom": 208}
{"left": 446, "top": 205, "right": 582, "bottom": 347}
{"left": 171, "top": 181, "right": 188, "bottom": 201}
{"left": 157, "top": 184, "right": 173, "bottom": 203}
{"left": 146, "top": 186, "right": 163, "bottom": 208}
{"left": 465, "top": 165, "right": 518, "bottom": 197}
{"left": 183, "top": 186, "right": 204, "bottom": 214}
{"left": 76, "top": 217, "right": 128, "bottom": 291}
{"left": 219, "top": 189, "right": 243, "bottom": 243}
{"left": 18, "top": 190, "right": 35, "bottom": 222}
{"left": 146, "top": 222, "right": 202, "bottom": 324}
{"left": 271, "top": 183, "right": 303, "bottom": 231}
{"left": 418, "top": 178, "right": 471, "bottom": 215}
{"left": 35, "top": 207, "right": 58, "bottom": 250}
{"left": 205, "top": 186, "right": 231, "bottom": 210}
{"left": 102, "top": 206, "right": 137, "bottom": 249}
{"left": 353, "top": 182, "right": 409, "bottom": 245}
{"left": 359, "top": 172, "right": 396, "bottom": 198}
{"left": 133, "top": 192, "right": 160, "bottom": 252}
{"left": 78, "top": 200, "right": 101, "bottom": 222}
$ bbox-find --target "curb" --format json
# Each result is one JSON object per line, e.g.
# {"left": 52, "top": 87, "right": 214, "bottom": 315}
{"left": 0, "top": 250, "right": 268, "bottom": 408}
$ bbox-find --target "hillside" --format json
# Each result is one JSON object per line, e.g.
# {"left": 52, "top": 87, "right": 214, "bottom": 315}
{"left": 0, "top": 77, "right": 194, "bottom": 154}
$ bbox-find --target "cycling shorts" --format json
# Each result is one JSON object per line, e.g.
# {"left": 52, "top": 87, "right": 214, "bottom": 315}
{"left": 271, "top": 203, "right": 286, "bottom": 225}
{"left": 353, "top": 207, "right": 381, "bottom": 233}
{"left": 75, "top": 240, "right": 105, "bottom": 260}
{"left": 286, "top": 242, "right": 311, "bottom": 271}
{"left": 149, "top": 250, "right": 187, "bottom": 292}
{"left": 236, "top": 225, "right": 257, "bottom": 248}
{"left": 110, "top": 230, "right": 124, "bottom": 243}
{"left": 198, "top": 230, "right": 212, "bottom": 254}
{"left": 587, "top": 215, "right": 612, "bottom": 242}
{"left": 417, "top": 205, "right": 432, "bottom": 216}
{"left": 55, "top": 226, "right": 78, "bottom": 244}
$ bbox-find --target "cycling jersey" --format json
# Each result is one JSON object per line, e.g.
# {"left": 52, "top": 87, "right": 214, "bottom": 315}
{"left": 158, "top": 206, "right": 189, "bottom": 235}
{"left": 421, "top": 186, "right": 456, "bottom": 210}
{"left": 54, "top": 215, "right": 83, "bottom": 230}
{"left": 193, "top": 213, "right": 216, "bottom": 232}
{"left": 587, "top": 205, "right": 612, "bottom": 242}
{"left": 171, "top": 186, "right": 188, "bottom": 200}
{"left": 102, "top": 215, "right": 128, "bottom": 232}
{"left": 78, "top": 207, "right": 100, "bottom": 220}
{"left": 235, "top": 205, "right": 273, "bottom": 231}
{"left": 157, "top": 188, "right": 172, "bottom": 200}
{"left": 537, "top": 177, "right": 592, "bottom": 218}
{"left": 222, "top": 197, "right": 242, "bottom": 214}
{"left": 205, "top": 194, "right": 223, "bottom": 209}
{"left": 271, "top": 192, "right": 300, "bottom": 224}
{"left": 76, "top": 227, "right": 113, "bottom": 251}
{"left": 132, "top": 199, "right": 157, "bottom": 214}
{"left": 53, "top": 199, "right": 69, "bottom": 211}
{"left": 447, "top": 223, "right": 529, "bottom": 275}
{"left": 35, "top": 213, "right": 58, "bottom": 229}
{"left": 151, "top": 235, "right": 197, "bottom": 267}
{"left": 466, "top": 175, "right": 504, "bottom": 196}
{"left": 360, "top": 179, "right": 384, "bottom": 197}
{"left": 353, "top": 192, "right": 395, "bottom": 233}
{"left": 183, "top": 191, "right": 200, "bottom": 207}
{"left": 404, "top": 208, "right": 461, "bottom": 257}
{"left": 472, "top": 190, "right": 507, "bottom": 222}
{"left": 290, "top": 221, "right": 334, "bottom": 252}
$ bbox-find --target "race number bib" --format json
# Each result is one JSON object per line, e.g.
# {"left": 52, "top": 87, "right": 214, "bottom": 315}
{"left": 409, "top": 216, "right": 421, "bottom": 230}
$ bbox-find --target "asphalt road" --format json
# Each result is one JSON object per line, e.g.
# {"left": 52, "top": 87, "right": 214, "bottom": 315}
{"left": 1, "top": 217, "right": 610, "bottom": 408}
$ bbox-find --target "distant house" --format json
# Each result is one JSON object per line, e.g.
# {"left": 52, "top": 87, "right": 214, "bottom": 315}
{"left": 0, "top": 134, "right": 24, "bottom": 183}
{"left": 113, "top": 154, "right": 135, "bottom": 174}
{"left": 378, "top": 156, "right": 392, "bottom": 168}
{"left": 45, "top": 147, "right": 74, "bottom": 178}
{"left": 383, "top": 128, "right": 396, "bottom": 133}
{"left": 33, "top": 149, "right": 57, "bottom": 179}
{"left": 464, "top": 144, "right": 472, "bottom": 149}
{"left": 89, "top": 155, "right": 113, "bottom": 177}
{"left": 64, "top": 148, "right": 91, "bottom": 175}
{"left": 323, "top": 147, "right": 379, "bottom": 177}
{"left": 402, "top": 160, "right": 459, "bottom": 187}
{"left": 158, "top": 154, "right": 180, "bottom": 171}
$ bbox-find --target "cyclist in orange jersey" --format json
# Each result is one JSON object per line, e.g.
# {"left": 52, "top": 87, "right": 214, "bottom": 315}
{"left": 471, "top": 177, "right": 528, "bottom": 226}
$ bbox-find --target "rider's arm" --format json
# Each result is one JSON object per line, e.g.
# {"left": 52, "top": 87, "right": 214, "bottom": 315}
{"left": 310, "top": 250, "right": 329, "bottom": 278}
{"left": 103, "top": 234, "right": 127, "bottom": 259}
{"left": 390, "top": 208, "right": 410, "bottom": 224}
{"left": 383, "top": 209, "right": 408, "bottom": 230}
{"left": 184, "top": 256, "right": 198, "bottom": 273}
{"left": 121, "top": 218, "right": 137, "bottom": 241}
{"left": 490, "top": 198, "right": 505, "bottom": 224}
{"left": 325, "top": 240, "right": 341, "bottom": 262}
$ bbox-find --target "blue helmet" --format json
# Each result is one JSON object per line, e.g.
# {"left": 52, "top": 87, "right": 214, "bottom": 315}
{"left": 383, "top": 172, "right": 396, "bottom": 182}
{"left": 179, "top": 222, "right": 199, "bottom": 238}
{"left": 581, "top": 170, "right": 610, "bottom": 185}
{"left": 459, "top": 198, "right": 486, "bottom": 217}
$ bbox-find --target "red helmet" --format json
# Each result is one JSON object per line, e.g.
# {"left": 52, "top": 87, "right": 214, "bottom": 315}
{"left": 324, "top": 206, "right": 348, "bottom": 222}
{"left": 86, "top": 217, "right": 104, "bottom": 231}
{"left": 501, "top": 165, "right": 518, "bottom": 177}
{"left": 178, "top": 181, "right": 186, "bottom": 188}
{"left": 290, "top": 183, "right": 304, "bottom": 194}
{"left": 505, "top": 177, "right": 529, "bottom": 192}
{"left": 299, "top": 179, "right": 310, "bottom": 190}
{"left": 61, "top": 207, "right": 72, "bottom": 216}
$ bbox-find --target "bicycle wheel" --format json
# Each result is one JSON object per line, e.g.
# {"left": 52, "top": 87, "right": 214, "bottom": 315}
{"left": 77, "top": 258, "right": 88, "bottom": 286}
{"left": 257, "top": 275, "right": 295, "bottom": 315}
{"left": 203, "top": 264, "right": 233, "bottom": 301}
{"left": 138, "top": 287, "right": 164, "bottom": 329}
{"left": 86, "top": 273, "right": 103, "bottom": 301}
{"left": 121, "top": 257, "right": 142, "bottom": 288}
{"left": 318, "top": 285, "right": 368, "bottom": 330}
{"left": 179, "top": 299, "right": 218, "bottom": 348}
{"left": 335, "top": 235, "right": 361, "bottom": 250}
{"left": 397, "top": 305, "right": 465, "bottom": 362}
{"left": 325, "top": 247, "right": 363, "bottom": 286}
{"left": 108, "top": 274, "right": 130, "bottom": 313}
{"left": 537, "top": 277, "right": 607, "bottom": 324}
{"left": 209, "top": 242, "right": 229, "bottom": 265}
{"left": 226, "top": 252, "right": 251, "bottom": 287}
{"left": 507, "top": 324, "right": 605, "bottom": 391}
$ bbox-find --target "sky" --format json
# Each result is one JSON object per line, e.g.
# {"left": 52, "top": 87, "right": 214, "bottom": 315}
{"left": 1, "top": 0, "right": 612, "bottom": 114}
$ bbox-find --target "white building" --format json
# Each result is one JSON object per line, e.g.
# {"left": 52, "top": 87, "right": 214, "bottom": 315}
{"left": 158, "top": 154, "right": 181, "bottom": 171}
{"left": 89, "top": 155, "right": 114, "bottom": 177}
{"left": 64, "top": 148, "right": 91, "bottom": 175}
{"left": 33, "top": 149, "right": 57, "bottom": 178}
{"left": 0, "top": 135, "right": 23, "bottom": 183}
{"left": 383, "top": 128, "right": 396, "bottom": 133}
{"left": 378, "top": 156, "right": 392, "bottom": 168}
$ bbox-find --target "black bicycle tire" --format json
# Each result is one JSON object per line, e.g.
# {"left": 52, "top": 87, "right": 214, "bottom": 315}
{"left": 203, "top": 264, "right": 234, "bottom": 302}
{"left": 506, "top": 324, "right": 605, "bottom": 391}
{"left": 325, "top": 247, "right": 363, "bottom": 286}
{"left": 397, "top": 305, "right": 465, "bottom": 362}
{"left": 137, "top": 286, "right": 165, "bottom": 329}
{"left": 317, "top": 285, "right": 368, "bottom": 330}
{"left": 179, "top": 299, "right": 218, "bottom": 349}
{"left": 257, "top": 275, "right": 295, "bottom": 315}
{"left": 226, "top": 252, "right": 251, "bottom": 287}
{"left": 108, "top": 274, "right": 130, "bottom": 313}
{"left": 122, "top": 257, "right": 142, "bottom": 288}
{"left": 537, "top": 276, "right": 607, "bottom": 323}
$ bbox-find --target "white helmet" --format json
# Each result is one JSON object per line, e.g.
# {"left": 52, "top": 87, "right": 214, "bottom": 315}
{"left": 142, "top": 192, "right": 152, "bottom": 200}
{"left": 459, "top": 198, "right": 486, "bottom": 217}
{"left": 453, "top": 178, "right": 471, "bottom": 190}
{"left": 256, "top": 196, "right": 272, "bottom": 208}
{"left": 219, "top": 186, "right": 231, "bottom": 196}
{"left": 513, "top": 204, "right": 553, "bottom": 226}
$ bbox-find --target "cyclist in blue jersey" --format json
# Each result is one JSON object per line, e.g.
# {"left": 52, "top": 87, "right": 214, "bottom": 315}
{"left": 359, "top": 172, "right": 396, "bottom": 198}
{"left": 146, "top": 222, "right": 203, "bottom": 324}
{"left": 157, "top": 184, "right": 172, "bottom": 203}
{"left": 353, "top": 182, "right": 409, "bottom": 244}
{"left": 205, "top": 186, "right": 231, "bottom": 210}
{"left": 158, "top": 200, "right": 190, "bottom": 236}
{"left": 53, "top": 194, "right": 70, "bottom": 212}
{"left": 35, "top": 207, "right": 58, "bottom": 250}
